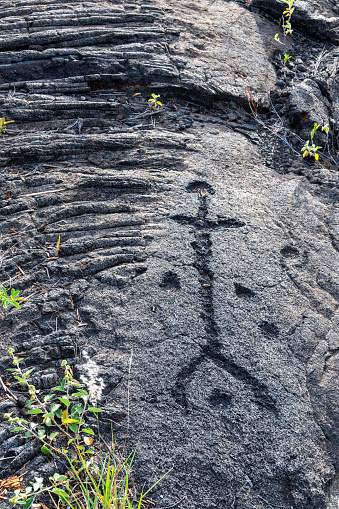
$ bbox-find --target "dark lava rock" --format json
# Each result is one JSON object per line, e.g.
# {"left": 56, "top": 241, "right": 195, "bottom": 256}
{"left": 317, "top": 47, "right": 339, "bottom": 130}
{"left": 288, "top": 78, "right": 330, "bottom": 137}
{"left": 0, "top": 1, "right": 338, "bottom": 509}
{"left": 251, "top": 0, "right": 339, "bottom": 44}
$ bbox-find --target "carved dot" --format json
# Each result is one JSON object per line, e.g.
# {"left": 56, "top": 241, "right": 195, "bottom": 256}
{"left": 234, "top": 283, "right": 255, "bottom": 298}
{"left": 186, "top": 181, "right": 215, "bottom": 194}
{"left": 209, "top": 389, "right": 232, "bottom": 408}
{"left": 281, "top": 245, "right": 299, "bottom": 258}
{"left": 159, "top": 271, "right": 181, "bottom": 290}
{"left": 260, "top": 321, "right": 279, "bottom": 337}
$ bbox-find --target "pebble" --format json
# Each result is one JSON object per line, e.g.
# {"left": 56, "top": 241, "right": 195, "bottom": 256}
{"left": 297, "top": 64, "right": 307, "bottom": 72}
{"left": 276, "top": 80, "right": 285, "bottom": 88}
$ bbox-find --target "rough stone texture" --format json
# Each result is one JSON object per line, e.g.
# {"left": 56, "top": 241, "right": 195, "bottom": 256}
{"left": 287, "top": 79, "right": 330, "bottom": 139}
{"left": 317, "top": 47, "right": 339, "bottom": 128}
{"left": 251, "top": 0, "right": 339, "bottom": 44}
{"left": 283, "top": 45, "right": 339, "bottom": 145}
{"left": 0, "top": 1, "right": 338, "bottom": 509}
{"left": 0, "top": 0, "right": 278, "bottom": 107}
{"left": 288, "top": 79, "right": 330, "bottom": 125}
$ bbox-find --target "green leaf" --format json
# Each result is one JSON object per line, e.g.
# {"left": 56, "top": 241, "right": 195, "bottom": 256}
{"left": 32, "top": 478, "right": 44, "bottom": 491}
{"left": 25, "top": 400, "right": 33, "bottom": 408}
{"left": 58, "top": 396, "right": 70, "bottom": 407}
{"left": 69, "top": 423, "right": 79, "bottom": 433}
{"left": 50, "top": 474, "right": 67, "bottom": 482}
{"left": 50, "top": 403, "right": 61, "bottom": 413}
{"left": 11, "top": 300, "right": 21, "bottom": 309}
{"left": 49, "top": 432, "right": 59, "bottom": 441}
{"left": 23, "top": 368, "right": 35, "bottom": 377}
{"left": 38, "top": 429, "right": 46, "bottom": 440}
{"left": 72, "top": 390, "right": 88, "bottom": 397}
{"left": 44, "top": 394, "right": 55, "bottom": 403}
{"left": 41, "top": 446, "right": 52, "bottom": 455}
{"left": 12, "top": 426, "right": 24, "bottom": 432}
{"left": 71, "top": 404, "right": 83, "bottom": 415}
{"left": 45, "top": 417, "right": 52, "bottom": 427}
{"left": 25, "top": 431, "right": 31, "bottom": 438}
{"left": 52, "top": 489, "right": 69, "bottom": 501}
{"left": 22, "top": 498, "right": 33, "bottom": 509}
{"left": 62, "top": 418, "right": 79, "bottom": 424}
{"left": 55, "top": 409, "right": 63, "bottom": 418}
{"left": 61, "top": 378, "right": 66, "bottom": 390}
{"left": 26, "top": 409, "right": 43, "bottom": 415}
{"left": 88, "top": 407, "right": 102, "bottom": 413}
{"left": 82, "top": 428, "right": 94, "bottom": 435}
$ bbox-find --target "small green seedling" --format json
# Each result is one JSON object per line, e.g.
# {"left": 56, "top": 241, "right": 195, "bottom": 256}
{"left": 148, "top": 93, "right": 162, "bottom": 111}
{"left": 301, "top": 122, "right": 328, "bottom": 161}
{"left": 282, "top": 0, "right": 294, "bottom": 35}
{"left": 0, "top": 116, "right": 14, "bottom": 136}
{"left": 275, "top": 0, "right": 294, "bottom": 42}
{"left": 0, "top": 287, "right": 22, "bottom": 309}
{"left": 322, "top": 123, "right": 329, "bottom": 135}
{"left": 284, "top": 54, "right": 292, "bottom": 65}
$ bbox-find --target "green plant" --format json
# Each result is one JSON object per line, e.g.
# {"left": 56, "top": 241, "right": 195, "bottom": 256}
{"left": 148, "top": 93, "right": 162, "bottom": 111}
{"left": 0, "top": 116, "right": 14, "bottom": 136}
{"left": 301, "top": 123, "right": 329, "bottom": 161}
{"left": 283, "top": 54, "right": 292, "bottom": 65}
{"left": 5, "top": 352, "right": 170, "bottom": 509}
{"left": 275, "top": 0, "right": 295, "bottom": 42}
{"left": 0, "top": 287, "right": 22, "bottom": 309}
{"left": 322, "top": 123, "right": 330, "bottom": 135}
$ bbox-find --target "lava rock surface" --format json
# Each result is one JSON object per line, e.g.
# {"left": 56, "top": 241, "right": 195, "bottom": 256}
{"left": 0, "top": 1, "right": 338, "bottom": 509}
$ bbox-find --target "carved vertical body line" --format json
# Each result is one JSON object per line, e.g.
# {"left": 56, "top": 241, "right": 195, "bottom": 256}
{"left": 171, "top": 183, "right": 278, "bottom": 414}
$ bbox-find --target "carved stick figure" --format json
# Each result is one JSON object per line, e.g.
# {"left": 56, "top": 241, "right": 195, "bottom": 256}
{"left": 171, "top": 182, "right": 277, "bottom": 415}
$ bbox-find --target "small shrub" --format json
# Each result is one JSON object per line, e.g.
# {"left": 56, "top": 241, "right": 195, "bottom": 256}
{"left": 0, "top": 287, "right": 22, "bottom": 309}
{"left": 148, "top": 94, "right": 162, "bottom": 111}
{"left": 4, "top": 352, "right": 170, "bottom": 509}
{"left": 275, "top": 0, "right": 295, "bottom": 42}
{"left": 283, "top": 54, "right": 292, "bottom": 65}
{"left": 301, "top": 123, "right": 329, "bottom": 161}
{"left": 0, "top": 116, "right": 14, "bottom": 136}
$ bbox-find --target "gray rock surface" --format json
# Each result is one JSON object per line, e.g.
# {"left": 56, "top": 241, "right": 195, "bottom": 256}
{"left": 317, "top": 47, "right": 339, "bottom": 128}
{"left": 0, "top": 1, "right": 338, "bottom": 509}
{"left": 251, "top": 0, "right": 339, "bottom": 44}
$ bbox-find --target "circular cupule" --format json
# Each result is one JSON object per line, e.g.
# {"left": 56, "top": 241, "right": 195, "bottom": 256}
{"left": 186, "top": 181, "right": 215, "bottom": 194}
